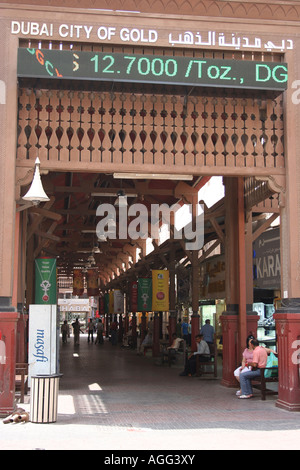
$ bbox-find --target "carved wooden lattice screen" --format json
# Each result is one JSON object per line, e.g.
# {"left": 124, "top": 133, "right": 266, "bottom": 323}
{"left": 17, "top": 88, "right": 284, "bottom": 175}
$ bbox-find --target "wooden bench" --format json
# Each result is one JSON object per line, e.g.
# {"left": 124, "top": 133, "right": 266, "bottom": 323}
{"left": 252, "top": 367, "right": 278, "bottom": 400}
{"left": 161, "top": 340, "right": 186, "bottom": 367}
{"left": 15, "top": 362, "right": 28, "bottom": 403}
{"left": 196, "top": 342, "right": 218, "bottom": 377}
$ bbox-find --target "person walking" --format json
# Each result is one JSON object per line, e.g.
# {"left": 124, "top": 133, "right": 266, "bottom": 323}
{"left": 95, "top": 320, "right": 104, "bottom": 344}
{"left": 87, "top": 318, "right": 94, "bottom": 343}
{"left": 72, "top": 318, "right": 83, "bottom": 346}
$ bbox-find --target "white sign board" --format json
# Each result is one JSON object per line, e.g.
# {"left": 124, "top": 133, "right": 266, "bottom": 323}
{"left": 28, "top": 304, "right": 59, "bottom": 383}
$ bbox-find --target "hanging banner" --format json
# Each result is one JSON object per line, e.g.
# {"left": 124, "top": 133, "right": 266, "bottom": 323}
{"left": 109, "top": 291, "right": 114, "bottom": 314}
{"left": 152, "top": 270, "right": 169, "bottom": 311}
{"left": 99, "top": 296, "right": 105, "bottom": 315}
{"left": 130, "top": 281, "right": 138, "bottom": 312}
{"left": 86, "top": 269, "right": 99, "bottom": 296}
{"left": 73, "top": 269, "right": 84, "bottom": 296}
{"left": 35, "top": 258, "right": 57, "bottom": 304}
{"left": 114, "top": 289, "right": 124, "bottom": 314}
{"left": 104, "top": 293, "right": 110, "bottom": 314}
{"left": 138, "top": 278, "right": 152, "bottom": 311}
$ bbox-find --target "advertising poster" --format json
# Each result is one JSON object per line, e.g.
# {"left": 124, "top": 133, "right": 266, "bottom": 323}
{"left": 152, "top": 270, "right": 169, "bottom": 311}
{"left": 28, "top": 304, "right": 58, "bottom": 381}
{"left": 35, "top": 258, "right": 57, "bottom": 304}
{"left": 138, "top": 278, "right": 152, "bottom": 311}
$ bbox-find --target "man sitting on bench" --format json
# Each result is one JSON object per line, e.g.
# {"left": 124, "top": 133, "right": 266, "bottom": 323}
{"left": 179, "top": 334, "right": 210, "bottom": 376}
{"left": 238, "top": 338, "right": 268, "bottom": 399}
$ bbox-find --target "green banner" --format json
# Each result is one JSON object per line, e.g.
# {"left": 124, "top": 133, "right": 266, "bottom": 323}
{"left": 138, "top": 278, "right": 152, "bottom": 311}
{"left": 35, "top": 258, "right": 57, "bottom": 304}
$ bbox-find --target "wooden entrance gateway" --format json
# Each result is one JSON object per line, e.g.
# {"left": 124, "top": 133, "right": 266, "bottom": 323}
{"left": 0, "top": 0, "right": 300, "bottom": 413}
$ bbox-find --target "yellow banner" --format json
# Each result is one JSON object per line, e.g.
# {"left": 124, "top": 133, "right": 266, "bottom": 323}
{"left": 152, "top": 270, "right": 169, "bottom": 311}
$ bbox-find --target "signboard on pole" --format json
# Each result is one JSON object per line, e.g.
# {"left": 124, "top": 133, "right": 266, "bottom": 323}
{"left": 35, "top": 258, "right": 57, "bottom": 304}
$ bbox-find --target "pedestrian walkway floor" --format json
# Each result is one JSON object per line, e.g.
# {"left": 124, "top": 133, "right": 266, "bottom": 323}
{"left": 1, "top": 335, "right": 300, "bottom": 450}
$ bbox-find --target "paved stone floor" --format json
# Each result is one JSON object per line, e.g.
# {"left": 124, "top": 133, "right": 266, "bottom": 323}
{"left": 1, "top": 335, "right": 300, "bottom": 451}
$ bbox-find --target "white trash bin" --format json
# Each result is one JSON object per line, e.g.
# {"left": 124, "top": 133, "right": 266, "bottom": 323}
{"left": 30, "top": 374, "right": 61, "bottom": 423}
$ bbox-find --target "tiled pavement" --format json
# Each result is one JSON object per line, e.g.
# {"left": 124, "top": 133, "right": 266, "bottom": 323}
{"left": 1, "top": 335, "right": 300, "bottom": 451}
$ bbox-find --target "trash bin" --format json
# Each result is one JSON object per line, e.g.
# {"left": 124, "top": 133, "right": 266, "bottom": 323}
{"left": 30, "top": 374, "right": 61, "bottom": 423}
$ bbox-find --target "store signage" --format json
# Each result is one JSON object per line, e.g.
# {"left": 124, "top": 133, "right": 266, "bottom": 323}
{"left": 253, "top": 227, "right": 281, "bottom": 290}
{"left": 17, "top": 48, "right": 288, "bottom": 91}
{"left": 11, "top": 22, "right": 294, "bottom": 53}
{"left": 58, "top": 299, "right": 90, "bottom": 312}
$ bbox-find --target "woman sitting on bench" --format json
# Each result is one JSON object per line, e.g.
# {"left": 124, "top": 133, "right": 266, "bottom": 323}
{"left": 238, "top": 338, "right": 268, "bottom": 399}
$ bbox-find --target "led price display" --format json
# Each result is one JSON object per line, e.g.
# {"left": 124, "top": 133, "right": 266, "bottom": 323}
{"left": 17, "top": 48, "right": 288, "bottom": 91}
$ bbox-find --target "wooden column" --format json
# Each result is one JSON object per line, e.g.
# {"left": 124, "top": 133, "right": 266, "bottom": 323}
{"left": 221, "top": 177, "right": 241, "bottom": 387}
{"left": 152, "top": 312, "right": 160, "bottom": 357}
{"left": 237, "top": 177, "right": 247, "bottom": 359}
{"left": 168, "top": 242, "right": 176, "bottom": 344}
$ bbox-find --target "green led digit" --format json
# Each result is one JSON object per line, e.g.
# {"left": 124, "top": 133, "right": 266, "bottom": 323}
{"left": 102, "top": 55, "right": 115, "bottom": 73}
{"left": 91, "top": 54, "right": 99, "bottom": 73}
{"left": 165, "top": 59, "right": 177, "bottom": 77}
{"left": 138, "top": 57, "right": 151, "bottom": 75}
{"left": 124, "top": 56, "right": 136, "bottom": 74}
{"left": 151, "top": 58, "right": 164, "bottom": 76}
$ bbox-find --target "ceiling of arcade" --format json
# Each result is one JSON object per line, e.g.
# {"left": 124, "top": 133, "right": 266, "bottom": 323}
{"left": 18, "top": 165, "right": 280, "bottom": 295}
{"left": 2, "top": 0, "right": 300, "bottom": 22}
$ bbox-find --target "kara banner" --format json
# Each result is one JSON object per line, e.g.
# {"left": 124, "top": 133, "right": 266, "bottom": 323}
{"left": 73, "top": 269, "right": 84, "bottom": 296}
{"left": 152, "top": 270, "right": 169, "bottom": 311}
{"left": 138, "top": 278, "right": 152, "bottom": 311}
{"left": 130, "top": 281, "right": 138, "bottom": 313}
{"left": 86, "top": 269, "right": 99, "bottom": 296}
{"left": 35, "top": 258, "right": 57, "bottom": 304}
{"left": 114, "top": 289, "right": 124, "bottom": 314}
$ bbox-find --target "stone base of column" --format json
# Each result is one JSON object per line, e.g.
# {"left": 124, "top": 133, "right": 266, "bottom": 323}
{"left": 0, "top": 312, "right": 20, "bottom": 417}
{"left": 275, "top": 302, "right": 300, "bottom": 412}
{"left": 220, "top": 307, "right": 259, "bottom": 388}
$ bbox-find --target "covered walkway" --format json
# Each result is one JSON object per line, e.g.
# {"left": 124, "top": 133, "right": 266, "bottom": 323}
{"left": 2, "top": 335, "right": 300, "bottom": 450}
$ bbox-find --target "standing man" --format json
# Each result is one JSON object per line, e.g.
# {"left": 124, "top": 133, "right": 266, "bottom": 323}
{"left": 200, "top": 319, "right": 215, "bottom": 344}
{"left": 72, "top": 318, "right": 83, "bottom": 346}
{"left": 238, "top": 339, "right": 268, "bottom": 399}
